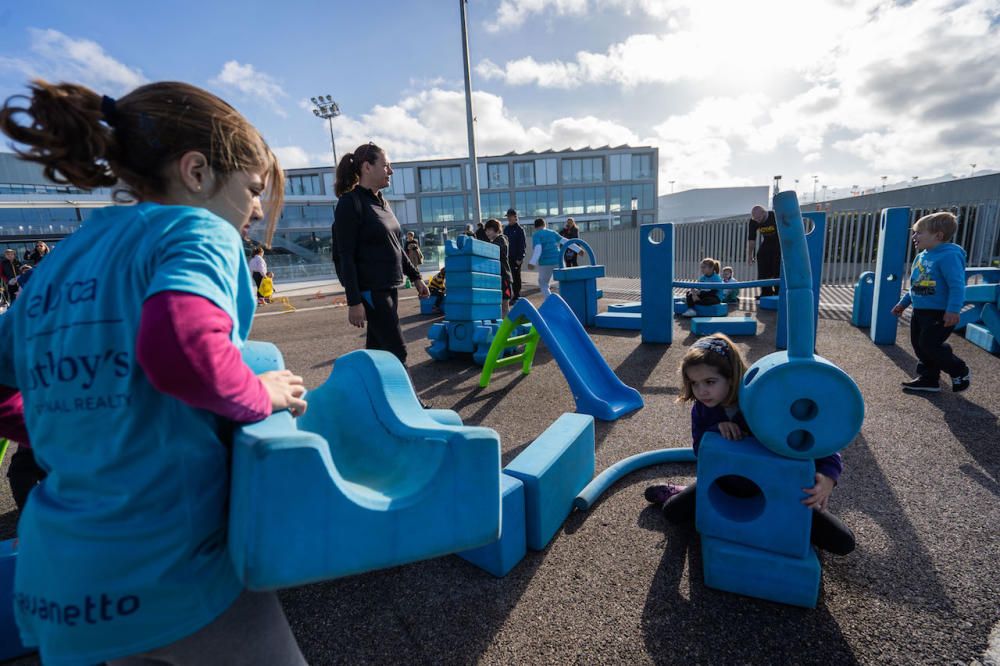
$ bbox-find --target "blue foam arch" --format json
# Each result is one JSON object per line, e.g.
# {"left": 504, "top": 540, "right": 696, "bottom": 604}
{"left": 230, "top": 344, "right": 502, "bottom": 590}
{"left": 507, "top": 295, "right": 643, "bottom": 421}
{"left": 573, "top": 447, "right": 696, "bottom": 510}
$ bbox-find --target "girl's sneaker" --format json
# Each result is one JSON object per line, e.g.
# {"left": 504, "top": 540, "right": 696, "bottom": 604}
{"left": 644, "top": 484, "right": 685, "bottom": 505}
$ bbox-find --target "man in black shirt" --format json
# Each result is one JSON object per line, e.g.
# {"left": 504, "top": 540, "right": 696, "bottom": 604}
{"left": 746, "top": 205, "right": 781, "bottom": 297}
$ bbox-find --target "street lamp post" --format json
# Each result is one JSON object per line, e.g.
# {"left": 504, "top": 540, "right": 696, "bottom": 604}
{"left": 812, "top": 176, "right": 818, "bottom": 203}
{"left": 310, "top": 95, "right": 341, "bottom": 166}
{"left": 669, "top": 180, "right": 675, "bottom": 194}
{"left": 881, "top": 175, "right": 888, "bottom": 191}
{"left": 970, "top": 163, "right": 977, "bottom": 177}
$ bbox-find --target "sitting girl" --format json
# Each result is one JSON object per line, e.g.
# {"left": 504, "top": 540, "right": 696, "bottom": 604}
{"left": 721, "top": 265, "right": 740, "bottom": 303}
{"left": 681, "top": 257, "right": 723, "bottom": 317}
{"left": 644, "top": 334, "right": 855, "bottom": 555}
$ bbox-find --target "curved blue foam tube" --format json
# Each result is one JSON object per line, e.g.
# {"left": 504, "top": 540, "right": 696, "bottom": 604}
{"left": 573, "top": 447, "right": 696, "bottom": 510}
{"left": 671, "top": 279, "right": 781, "bottom": 290}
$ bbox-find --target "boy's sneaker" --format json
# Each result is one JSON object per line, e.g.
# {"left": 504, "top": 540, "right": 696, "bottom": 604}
{"left": 901, "top": 376, "right": 941, "bottom": 392}
{"left": 951, "top": 371, "right": 971, "bottom": 393}
{"left": 644, "top": 484, "right": 685, "bottom": 505}
{"left": 681, "top": 308, "right": 697, "bottom": 317}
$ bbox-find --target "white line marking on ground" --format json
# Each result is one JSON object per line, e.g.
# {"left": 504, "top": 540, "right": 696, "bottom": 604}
{"left": 253, "top": 295, "right": 422, "bottom": 318}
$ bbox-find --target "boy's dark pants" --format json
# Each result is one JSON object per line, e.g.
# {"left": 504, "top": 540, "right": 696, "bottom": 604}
{"left": 910, "top": 309, "right": 968, "bottom": 380}
{"left": 430, "top": 287, "right": 445, "bottom": 308}
{"left": 7, "top": 446, "right": 46, "bottom": 512}
{"left": 757, "top": 242, "right": 781, "bottom": 296}
{"left": 362, "top": 288, "right": 407, "bottom": 364}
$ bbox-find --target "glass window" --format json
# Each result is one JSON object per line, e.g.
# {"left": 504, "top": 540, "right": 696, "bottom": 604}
{"left": 419, "top": 166, "right": 462, "bottom": 193}
{"left": 515, "top": 189, "right": 559, "bottom": 217}
{"left": 486, "top": 163, "right": 509, "bottom": 189}
{"left": 562, "top": 158, "right": 603, "bottom": 184}
{"left": 609, "top": 154, "right": 632, "bottom": 181}
{"left": 480, "top": 192, "right": 510, "bottom": 220}
{"left": 535, "top": 158, "right": 557, "bottom": 185}
{"left": 420, "top": 195, "right": 466, "bottom": 223}
{"left": 562, "top": 188, "right": 584, "bottom": 215}
{"left": 514, "top": 161, "right": 535, "bottom": 187}
{"left": 631, "top": 153, "right": 653, "bottom": 179}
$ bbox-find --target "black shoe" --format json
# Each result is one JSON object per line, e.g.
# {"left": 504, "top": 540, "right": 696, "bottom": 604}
{"left": 951, "top": 371, "right": 971, "bottom": 393}
{"left": 419, "top": 399, "right": 433, "bottom": 409}
{"left": 644, "top": 484, "right": 685, "bottom": 504}
{"left": 901, "top": 376, "right": 941, "bottom": 392}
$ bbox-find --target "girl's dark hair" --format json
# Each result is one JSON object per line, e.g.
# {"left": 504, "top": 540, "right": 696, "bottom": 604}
{"left": 0, "top": 79, "right": 284, "bottom": 245}
{"left": 534, "top": 218, "right": 545, "bottom": 228}
{"left": 484, "top": 218, "right": 502, "bottom": 234}
{"left": 335, "top": 142, "right": 383, "bottom": 196}
{"left": 700, "top": 257, "right": 721, "bottom": 274}
{"left": 677, "top": 333, "right": 747, "bottom": 406}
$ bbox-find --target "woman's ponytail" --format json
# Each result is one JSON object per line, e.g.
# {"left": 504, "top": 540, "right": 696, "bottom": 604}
{"left": 335, "top": 152, "right": 359, "bottom": 197}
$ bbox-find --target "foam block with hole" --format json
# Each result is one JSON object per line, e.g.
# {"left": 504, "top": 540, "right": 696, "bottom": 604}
{"left": 695, "top": 433, "right": 815, "bottom": 559}
{"left": 504, "top": 413, "right": 595, "bottom": 551}
{"left": 458, "top": 474, "right": 527, "bottom": 577}
{"left": 701, "top": 535, "right": 820, "bottom": 608}
{"left": 690, "top": 317, "right": 757, "bottom": 336}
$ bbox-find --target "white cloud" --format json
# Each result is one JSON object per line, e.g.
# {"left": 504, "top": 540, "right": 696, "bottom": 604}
{"left": 210, "top": 61, "right": 288, "bottom": 117}
{"left": 0, "top": 28, "right": 146, "bottom": 95}
{"left": 484, "top": 0, "right": 682, "bottom": 32}
{"left": 272, "top": 146, "right": 313, "bottom": 169}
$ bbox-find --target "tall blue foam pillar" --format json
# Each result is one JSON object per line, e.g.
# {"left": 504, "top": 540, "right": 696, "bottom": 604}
{"left": 641, "top": 223, "right": 673, "bottom": 344}
{"left": 776, "top": 212, "right": 825, "bottom": 351}
{"left": 870, "top": 207, "right": 911, "bottom": 345}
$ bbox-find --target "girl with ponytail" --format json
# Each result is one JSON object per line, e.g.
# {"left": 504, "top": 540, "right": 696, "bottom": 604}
{"left": 0, "top": 80, "right": 307, "bottom": 665}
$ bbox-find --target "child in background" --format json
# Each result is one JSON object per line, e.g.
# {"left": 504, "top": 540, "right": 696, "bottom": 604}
{"left": 891, "top": 211, "right": 971, "bottom": 393}
{"left": 258, "top": 271, "right": 275, "bottom": 304}
{"left": 428, "top": 266, "right": 446, "bottom": 314}
{"left": 248, "top": 245, "right": 267, "bottom": 293}
{"left": 721, "top": 265, "right": 740, "bottom": 303}
{"left": 681, "top": 257, "right": 724, "bottom": 317}
{"left": 528, "top": 217, "right": 563, "bottom": 297}
{"left": 644, "top": 334, "right": 855, "bottom": 555}
{"left": 484, "top": 218, "right": 512, "bottom": 316}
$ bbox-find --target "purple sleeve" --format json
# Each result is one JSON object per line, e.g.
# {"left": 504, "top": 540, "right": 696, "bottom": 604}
{"left": 136, "top": 291, "right": 271, "bottom": 423}
{"left": 815, "top": 452, "right": 843, "bottom": 485}
{"left": 0, "top": 385, "right": 30, "bottom": 447}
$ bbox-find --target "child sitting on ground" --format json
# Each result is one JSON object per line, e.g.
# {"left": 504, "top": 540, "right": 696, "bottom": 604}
{"left": 681, "top": 257, "right": 723, "bottom": 317}
{"left": 644, "top": 334, "right": 855, "bottom": 555}
{"left": 428, "top": 266, "right": 446, "bottom": 314}
{"left": 721, "top": 265, "right": 740, "bottom": 303}
{"left": 891, "top": 211, "right": 971, "bottom": 393}
{"left": 258, "top": 271, "right": 275, "bottom": 304}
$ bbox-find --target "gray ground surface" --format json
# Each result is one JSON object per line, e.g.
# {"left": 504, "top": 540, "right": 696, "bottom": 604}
{"left": 2, "top": 282, "right": 998, "bottom": 665}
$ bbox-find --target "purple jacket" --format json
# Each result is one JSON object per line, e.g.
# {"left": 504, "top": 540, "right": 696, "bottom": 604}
{"left": 691, "top": 401, "right": 842, "bottom": 483}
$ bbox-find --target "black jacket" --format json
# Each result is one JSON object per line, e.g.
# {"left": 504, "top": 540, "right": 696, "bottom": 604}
{"left": 334, "top": 187, "right": 422, "bottom": 306}
{"left": 491, "top": 234, "right": 513, "bottom": 294}
{"left": 1, "top": 256, "right": 20, "bottom": 284}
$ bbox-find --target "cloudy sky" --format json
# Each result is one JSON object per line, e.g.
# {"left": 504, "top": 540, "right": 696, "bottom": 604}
{"left": 0, "top": 0, "right": 997, "bottom": 200}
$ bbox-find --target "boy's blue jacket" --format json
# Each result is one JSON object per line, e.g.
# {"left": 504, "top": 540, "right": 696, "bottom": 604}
{"left": 897, "top": 243, "right": 967, "bottom": 313}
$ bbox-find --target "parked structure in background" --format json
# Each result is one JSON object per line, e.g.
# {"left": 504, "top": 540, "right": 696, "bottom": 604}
{"left": 658, "top": 186, "right": 769, "bottom": 224}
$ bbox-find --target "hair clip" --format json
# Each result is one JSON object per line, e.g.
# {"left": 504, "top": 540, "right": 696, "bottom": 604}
{"left": 692, "top": 336, "right": 729, "bottom": 357}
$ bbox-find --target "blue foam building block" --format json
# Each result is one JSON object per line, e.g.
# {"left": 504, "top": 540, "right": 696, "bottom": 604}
{"left": 1, "top": 539, "right": 33, "bottom": 661}
{"left": 444, "top": 302, "right": 502, "bottom": 321}
{"left": 695, "top": 434, "right": 815, "bottom": 559}
{"left": 694, "top": 303, "right": 729, "bottom": 317}
{"left": 427, "top": 323, "right": 450, "bottom": 360}
{"left": 420, "top": 296, "right": 444, "bottom": 315}
{"left": 965, "top": 322, "right": 999, "bottom": 353}
{"left": 553, "top": 265, "right": 605, "bottom": 281}
{"left": 701, "top": 536, "right": 820, "bottom": 608}
{"left": 690, "top": 316, "right": 757, "bottom": 336}
{"left": 674, "top": 298, "right": 688, "bottom": 315}
{"left": 448, "top": 272, "right": 501, "bottom": 289}
{"left": 964, "top": 283, "right": 999, "bottom": 304}
{"left": 641, "top": 223, "right": 674, "bottom": 344}
{"left": 446, "top": 256, "right": 501, "bottom": 274}
{"left": 446, "top": 235, "right": 500, "bottom": 258}
{"left": 607, "top": 302, "right": 642, "bottom": 313}
{"left": 592, "top": 312, "right": 642, "bottom": 330}
{"left": 445, "top": 288, "right": 502, "bottom": 305}
{"left": 871, "top": 207, "right": 910, "bottom": 345}
{"left": 758, "top": 295, "right": 779, "bottom": 311}
{"left": 230, "top": 344, "right": 502, "bottom": 590}
{"left": 851, "top": 272, "right": 875, "bottom": 327}
{"left": 504, "top": 413, "right": 596, "bottom": 551}
{"left": 458, "top": 474, "right": 527, "bottom": 577}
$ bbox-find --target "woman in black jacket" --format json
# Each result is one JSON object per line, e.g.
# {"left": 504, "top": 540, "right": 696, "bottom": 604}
{"left": 334, "top": 142, "right": 428, "bottom": 364}
{"left": 560, "top": 217, "right": 580, "bottom": 267}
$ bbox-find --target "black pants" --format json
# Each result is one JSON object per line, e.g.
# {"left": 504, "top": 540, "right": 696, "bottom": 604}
{"left": 564, "top": 251, "right": 578, "bottom": 267}
{"left": 430, "top": 288, "right": 445, "bottom": 308}
{"left": 362, "top": 288, "right": 407, "bottom": 364}
{"left": 686, "top": 291, "right": 721, "bottom": 308}
{"left": 661, "top": 480, "right": 856, "bottom": 556}
{"left": 757, "top": 241, "right": 781, "bottom": 296}
{"left": 910, "top": 309, "right": 968, "bottom": 380}
{"left": 7, "top": 446, "right": 47, "bottom": 512}
{"left": 511, "top": 259, "right": 523, "bottom": 300}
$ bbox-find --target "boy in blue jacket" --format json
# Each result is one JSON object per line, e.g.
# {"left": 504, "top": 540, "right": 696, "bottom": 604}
{"left": 891, "top": 212, "right": 971, "bottom": 392}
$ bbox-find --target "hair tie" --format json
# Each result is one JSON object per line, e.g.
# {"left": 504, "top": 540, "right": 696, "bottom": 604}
{"left": 100, "top": 95, "right": 119, "bottom": 128}
{"left": 692, "top": 336, "right": 729, "bottom": 358}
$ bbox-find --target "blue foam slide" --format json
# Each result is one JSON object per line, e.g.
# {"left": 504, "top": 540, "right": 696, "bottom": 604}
{"left": 701, "top": 536, "right": 820, "bottom": 608}
{"left": 230, "top": 343, "right": 502, "bottom": 590}
{"left": 1, "top": 539, "right": 34, "bottom": 661}
{"left": 574, "top": 447, "right": 696, "bottom": 510}
{"left": 691, "top": 317, "right": 758, "bottom": 336}
{"left": 509, "top": 295, "right": 644, "bottom": 421}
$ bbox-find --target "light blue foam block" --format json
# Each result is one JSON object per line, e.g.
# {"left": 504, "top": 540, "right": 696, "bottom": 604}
{"left": 965, "top": 322, "right": 999, "bottom": 353}
{"left": 1, "top": 539, "right": 33, "bottom": 661}
{"left": 758, "top": 295, "right": 779, "bottom": 311}
{"left": 674, "top": 298, "right": 688, "bottom": 315}
{"left": 444, "top": 302, "right": 502, "bottom": 321}
{"left": 445, "top": 288, "right": 503, "bottom": 305}
{"left": 446, "top": 235, "right": 501, "bottom": 259}
{"left": 420, "top": 296, "right": 444, "bottom": 315}
{"left": 701, "top": 536, "right": 820, "bottom": 608}
{"left": 608, "top": 302, "right": 642, "bottom": 313}
{"left": 446, "top": 256, "right": 501, "bottom": 274}
{"left": 448, "top": 272, "right": 501, "bottom": 289}
{"left": 694, "top": 303, "right": 729, "bottom": 317}
{"left": 695, "top": 433, "right": 815, "bottom": 559}
{"left": 554, "top": 265, "right": 605, "bottom": 281}
{"left": 593, "top": 312, "right": 642, "bottom": 330}
{"left": 230, "top": 343, "right": 502, "bottom": 590}
{"left": 458, "top": 474, "right": 527, "bottom": 577}
{"left": 851, "top": 272, "right": 875, "bottom": 327}
{"left": 690, "top": 317, "right": 757, "bottom": 336}
{"left": 504, "top": 413, "right": 596, "bottom": 551}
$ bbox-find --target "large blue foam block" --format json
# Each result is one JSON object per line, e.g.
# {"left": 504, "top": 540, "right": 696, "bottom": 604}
{"left": 504, "top": 413, "right": 596, "bottom": 550}
{"left": 230, "top": 344, "right": 502, "bottom": 590}
{"left": 701, "top": 536, "right": 820, "bottom": 608}
{"left": 758, "top": 295, "right": 779, "bottom": 311}
{"left": 444, "top": 302, "right": 502, "bottom": 321}
{"left": 690, "top": 317, "right": 758, "bottom": 336}
{"left": 448, "top": 272, "right": 501, "bottom": 290}
{"left": 446, "top": 256, "right": 501, "bottom": 274}
{"left": 445, "top": 288, "right": 502, "bottom": 305}
{"left": 446, "top": 235, "right": 500, "bottom": 258}
{"left": 1, "top": 539, "right": 32, "bottom": 661}
{"left": 871, "top": 208, "right": 910, "bottom": 344}
{"left": 965, "top": 322, "right": 999, "bottom": 353}
{"left": 695, "top": 434, "right": 815, "bottom": 559}
{"left": 593, "top": 311, "right": 642, "bottom": 330}
{"left": 458, "top": 474, "right": 527, "bottom": 577}
{"left": 694, "top": 303, "right": 729, "bottom": 317}
{"left": 851, "top": 272, "right": 875, "bottom": 327}
{"left": 420, "top": 296, "right": 444, "bottom": 315}
{"left": 641, "top": 223, "right": 674, "bottom": 344}
{"left": 608, "top": 302, "right": 642, "bottom": 313}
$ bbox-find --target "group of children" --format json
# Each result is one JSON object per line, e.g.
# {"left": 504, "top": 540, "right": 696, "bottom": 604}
{"left": 680, "top": 259, "right": 740, "bottom": 317}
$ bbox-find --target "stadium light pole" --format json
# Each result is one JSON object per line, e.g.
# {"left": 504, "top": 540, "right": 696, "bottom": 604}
{"left": 460, "top": 0, "right": 482, "bottom": 226}
{"left": 311, "top": 95, "right": 341, "bottom": 166}
{"left": 970, "top": 163, "right": 977, "bottom": 177}
{"left": 812, "top": 175, "right": 818, "bottom": 203}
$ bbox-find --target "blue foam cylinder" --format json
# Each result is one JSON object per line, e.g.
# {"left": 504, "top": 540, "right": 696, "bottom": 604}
{"left": 458, "top": 474, "right": 527, "bottom": 577}
{"left": 851, "top": 272, "right": 875, "bottom": 327}
{"left": 504, "top": 413, "right": 596, "bottom": 550}
{"left": 640, "top": 223, "right": 674, "bottom": 344}
{"left": 740, "top": 352, "right": 864, "bottom": 459}
{"left": 701, "top": 536, "right": 820, "bottom": 608}
{"left": 1, "top": 539, "right": 33, "bottom": 661}
{"left": 695, "top": 434, "right": 815, "bottom": 559}
{"left": 574, "top": 447, "right": 696, "bottom": 510}
{"left": 690, "top": 317, "right": 757, "bottom": 336}
{"left": 871, "top": 207, "right": 911, "bottom": 345}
